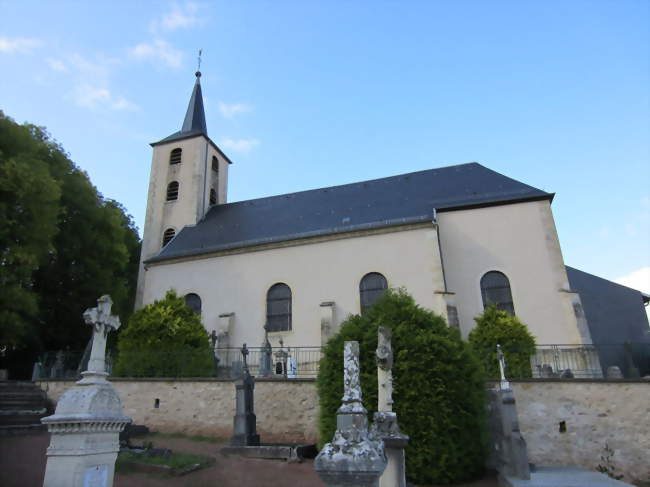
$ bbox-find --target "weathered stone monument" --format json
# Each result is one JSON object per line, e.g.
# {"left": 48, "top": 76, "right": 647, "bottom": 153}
{"left": 371, "top": 326, "right": 409, "bottom": 487}
{"left": 230, "top": 343, "right": 260, "bottom": 446}
{"left": 41, "top": 295, "right": 131, "bottom": 487}
{"left": 315, "top": 341, "right": 386, "bottom": 486}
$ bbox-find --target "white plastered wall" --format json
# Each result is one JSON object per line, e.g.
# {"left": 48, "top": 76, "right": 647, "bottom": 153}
{"left": 142, "top": 226, "right": 446, "bottom": 348}
{"left": 438, "top": 200, "right": 586, "bottom": 344}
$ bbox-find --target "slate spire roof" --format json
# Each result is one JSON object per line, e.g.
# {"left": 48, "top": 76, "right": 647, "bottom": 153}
{"left": 147, "top": 162, "right": 554, "bottom": 264}
{"left": 152, "top": 71, "right": 208, "bottom": 146}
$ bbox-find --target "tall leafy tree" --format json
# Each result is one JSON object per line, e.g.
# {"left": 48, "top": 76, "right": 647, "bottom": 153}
{"left": 0, "top": 114, "right": 61, "bottom": 347}
{"left": 0, "top": 111, "right": 141, "bottom": 376}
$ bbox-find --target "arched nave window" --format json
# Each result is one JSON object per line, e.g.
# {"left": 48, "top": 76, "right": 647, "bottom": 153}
{"left": 266, "top": 283, "right": 292, "bottom": 332}
{"left": 185, "top": 293, "right": 202, "bottom": 315}
{"left": 360, "top": 272, "right": 388, "bottom": 313}
{"left": 480, "top": 271, "right": 515, "bottom": 315}
{"left": 169, "top": 148, "right": 182, "bottom": 165}
{"left": 162, "top": 228, "right": 175, "bottom": 247}
{"left": 166, "top": 181, "right": 179, "bottom": 201}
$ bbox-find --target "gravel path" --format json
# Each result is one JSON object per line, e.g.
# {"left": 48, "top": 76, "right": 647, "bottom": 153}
{"left": 0, "top": 432, "right": 498, "bottom": 487}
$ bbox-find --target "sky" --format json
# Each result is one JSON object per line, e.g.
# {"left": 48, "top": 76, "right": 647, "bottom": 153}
{"left": 1, "top": 0, "right": 649, "bottom": 298}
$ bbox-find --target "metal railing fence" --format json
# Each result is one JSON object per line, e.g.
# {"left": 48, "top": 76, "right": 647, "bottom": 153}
{"left": 30, "top": 343, "right": 649, "bottom": 381}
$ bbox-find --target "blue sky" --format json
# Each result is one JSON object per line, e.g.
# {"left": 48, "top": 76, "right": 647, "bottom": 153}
{"left": 1, "top": 0, "right": 649, "bottom": 294}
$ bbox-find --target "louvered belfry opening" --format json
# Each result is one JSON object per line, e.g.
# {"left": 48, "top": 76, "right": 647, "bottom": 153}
{"left": 162, "top": 228, "right": 176, "bottom": 246}
{"left": 170, "top": 148, "right": 182, "bottom": 165}
{"left": 209, "top": 188, "right": 217, "bottom": 206}
{"left": 166, "top": 181, "right": 179, "bottom": 201}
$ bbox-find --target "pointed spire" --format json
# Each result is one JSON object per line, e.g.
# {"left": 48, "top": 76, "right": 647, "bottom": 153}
{"left": 180, "top": 71, "right": 207, "bottom": 135}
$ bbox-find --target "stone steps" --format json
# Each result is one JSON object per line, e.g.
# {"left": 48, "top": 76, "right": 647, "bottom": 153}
{"left": 0, "top": 381, "right": 50, "bottom": 435}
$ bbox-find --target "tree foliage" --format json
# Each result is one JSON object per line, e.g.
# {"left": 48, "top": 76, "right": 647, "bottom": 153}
{"left": 317, "top": 289, "right": 486, "bottom": 484}
{"left": 468, "top": 305, "right": 537, "bottom": 379}
{"left": 0, "top": 111, "right": 140, "bottom": 376}
{"left": 114, "top": 290, "right": 214, "bottom": 377}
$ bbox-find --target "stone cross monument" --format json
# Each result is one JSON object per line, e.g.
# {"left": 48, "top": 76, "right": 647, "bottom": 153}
{"left": 41, "top": 295, "right": 131, "bottom": 487}
{"left": 372, "top": 326, "right": 409, "bottom": 487}
{"left": 315, "top": 341, "right": 386, "bottom": 487}
{"left": 496, "top": 343, "right": 511, "bottom": 391}
{"left": 230, "top": 343, "right": 260, "bottom": 446}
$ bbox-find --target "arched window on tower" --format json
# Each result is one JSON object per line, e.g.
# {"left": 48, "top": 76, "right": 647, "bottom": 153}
{"left": 266, "top": 283, "right": 292, "bottom": 332}
{"left": 170, "top": 148, "right": 182, "bottom": 165}
{"left": 209, "top": 188, "right": 217, "bottom": 206}
{"left": 481, "top": 271, "right": 515, "bottom": 315}
{"left": 166, "top": 181, "right": 179, "bottom": 201}
{"left": 360, "top": 272, "right": 388, "bottom": 313}
{"left": 211, "top": 155, "right": 219, "bottom": 173}
{"left": 162, "top": 228, "right": 175, "bottom": 247}
{"left": 185, "top": 293, "right": 202, "bottom": 315}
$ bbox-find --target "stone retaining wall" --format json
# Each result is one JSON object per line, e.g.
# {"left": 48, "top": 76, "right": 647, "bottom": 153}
{"left": 509, "top": 380, "right": 649, "bottom": 485}
{"left": 37, "top": 379, "right": 649, "bottom": 482}
{"left": 37, "top": 378, "right": 319, "bottom": 443}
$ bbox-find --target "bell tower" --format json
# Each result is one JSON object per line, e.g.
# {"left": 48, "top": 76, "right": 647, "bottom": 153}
{"left": 135, "top": 69, "right": 232, "bottom": 308}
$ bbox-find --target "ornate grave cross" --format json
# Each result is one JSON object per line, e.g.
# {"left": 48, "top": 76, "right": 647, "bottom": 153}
{"left": 83, "top": 295, "right": 120, "bottom": 374}
{"left": 496, "top": 344, "right": 511, "bottom": 391}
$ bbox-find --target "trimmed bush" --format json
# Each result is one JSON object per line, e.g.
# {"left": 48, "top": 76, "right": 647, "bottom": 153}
{"left": 317, "top": 289, "right": 486, "bottom": 484}
{"left": 468, "top": 305, "right": 536, "bottom": 379}
{"left": 114, "top": 290, "right": 214, "bottom": 377}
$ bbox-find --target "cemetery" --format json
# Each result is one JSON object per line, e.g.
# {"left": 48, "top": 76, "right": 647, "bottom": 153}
{"left": 1, "top": 291, "right": 649, "bottom": 487}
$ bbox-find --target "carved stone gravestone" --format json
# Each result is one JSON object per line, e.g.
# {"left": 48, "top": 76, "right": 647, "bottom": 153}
{"left": 314, "top": 341, "right": 386, "bottom": 486}
{"left": 41, "top": 295, "right": 131, "bottom": 487}
{"left": 372, "top": 326, "right": 409, "bottom": 487}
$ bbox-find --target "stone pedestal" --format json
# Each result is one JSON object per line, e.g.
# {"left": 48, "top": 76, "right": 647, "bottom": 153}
{"left": 315, "top": 341, "right": 386, "bottom": 487}
{"left": 371, "top": 412, "right": 409, "bottom": 487}
{"left": 41, "top": 373, "right": 131, "bottom": 487}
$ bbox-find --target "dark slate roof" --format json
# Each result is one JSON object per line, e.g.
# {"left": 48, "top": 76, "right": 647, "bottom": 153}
{"left": 566, "top": 266, "right": 650, "bottom": 345}
{"left": 152, "top": 72, "right": 208, "bottom": 146}
{"left": 147, "top": 162, "right": 553, "bottom": 263}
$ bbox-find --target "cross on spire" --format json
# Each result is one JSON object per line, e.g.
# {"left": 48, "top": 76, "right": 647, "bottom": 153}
{"left": 197, "top": 48, "right": 202, "bottom": 73}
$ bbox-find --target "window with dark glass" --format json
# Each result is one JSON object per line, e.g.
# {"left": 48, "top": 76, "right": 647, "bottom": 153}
{"left": 162, "top": 228, "right": 175, "bottom": 246}
{"left": 266, "top": 283, "right": 292, "bottom": 332}
{"left": 209, "top": 188, "right": 217, "bottom": 206}
{"left": 169, "top": 148, "right": 182, "bottom": 165}
{"left": 360, "top": 272, "right": 388, "bottom": 313}
{"left": 212, "top": 156, "right": 219, "bottom": 173}
{"left": 185, "top": 293, "right": 202, "bottom": 315}
{"left": 481, "top": 271, "right": 515, "bottom": 315}
{"left": 166, "top": 181, "right": 179, "bottom": 201}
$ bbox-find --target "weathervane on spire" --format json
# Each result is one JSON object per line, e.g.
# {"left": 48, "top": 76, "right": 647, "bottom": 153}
{"left": 196, "top": 49, "right": 202, "bottom": 77}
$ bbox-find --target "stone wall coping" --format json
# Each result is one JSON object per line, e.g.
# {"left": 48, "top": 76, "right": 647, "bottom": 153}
{"left": 487, "top": 378, "right": 650, "bottom": 384}
{"left": 36, "top": 377, "right": 317, "bottom": 383}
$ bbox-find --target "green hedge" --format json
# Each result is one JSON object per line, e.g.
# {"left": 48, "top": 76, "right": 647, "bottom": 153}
{"left": 317, "top": 289, "right": 486, "bottom": 484}
{"left": 114, "top": 290, "right": 214, "bottom": 377}
{"left": 468, "top": 305, "right": 536, "bottom": 379}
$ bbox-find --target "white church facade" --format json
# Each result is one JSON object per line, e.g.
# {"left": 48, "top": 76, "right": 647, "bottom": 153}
{"left": 136, "top": 72, "right": 594, "bottom": 354}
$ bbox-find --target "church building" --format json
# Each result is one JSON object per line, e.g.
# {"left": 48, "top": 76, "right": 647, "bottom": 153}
{"left": 135, "top": 72, "right": 648, "bottom": 365}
